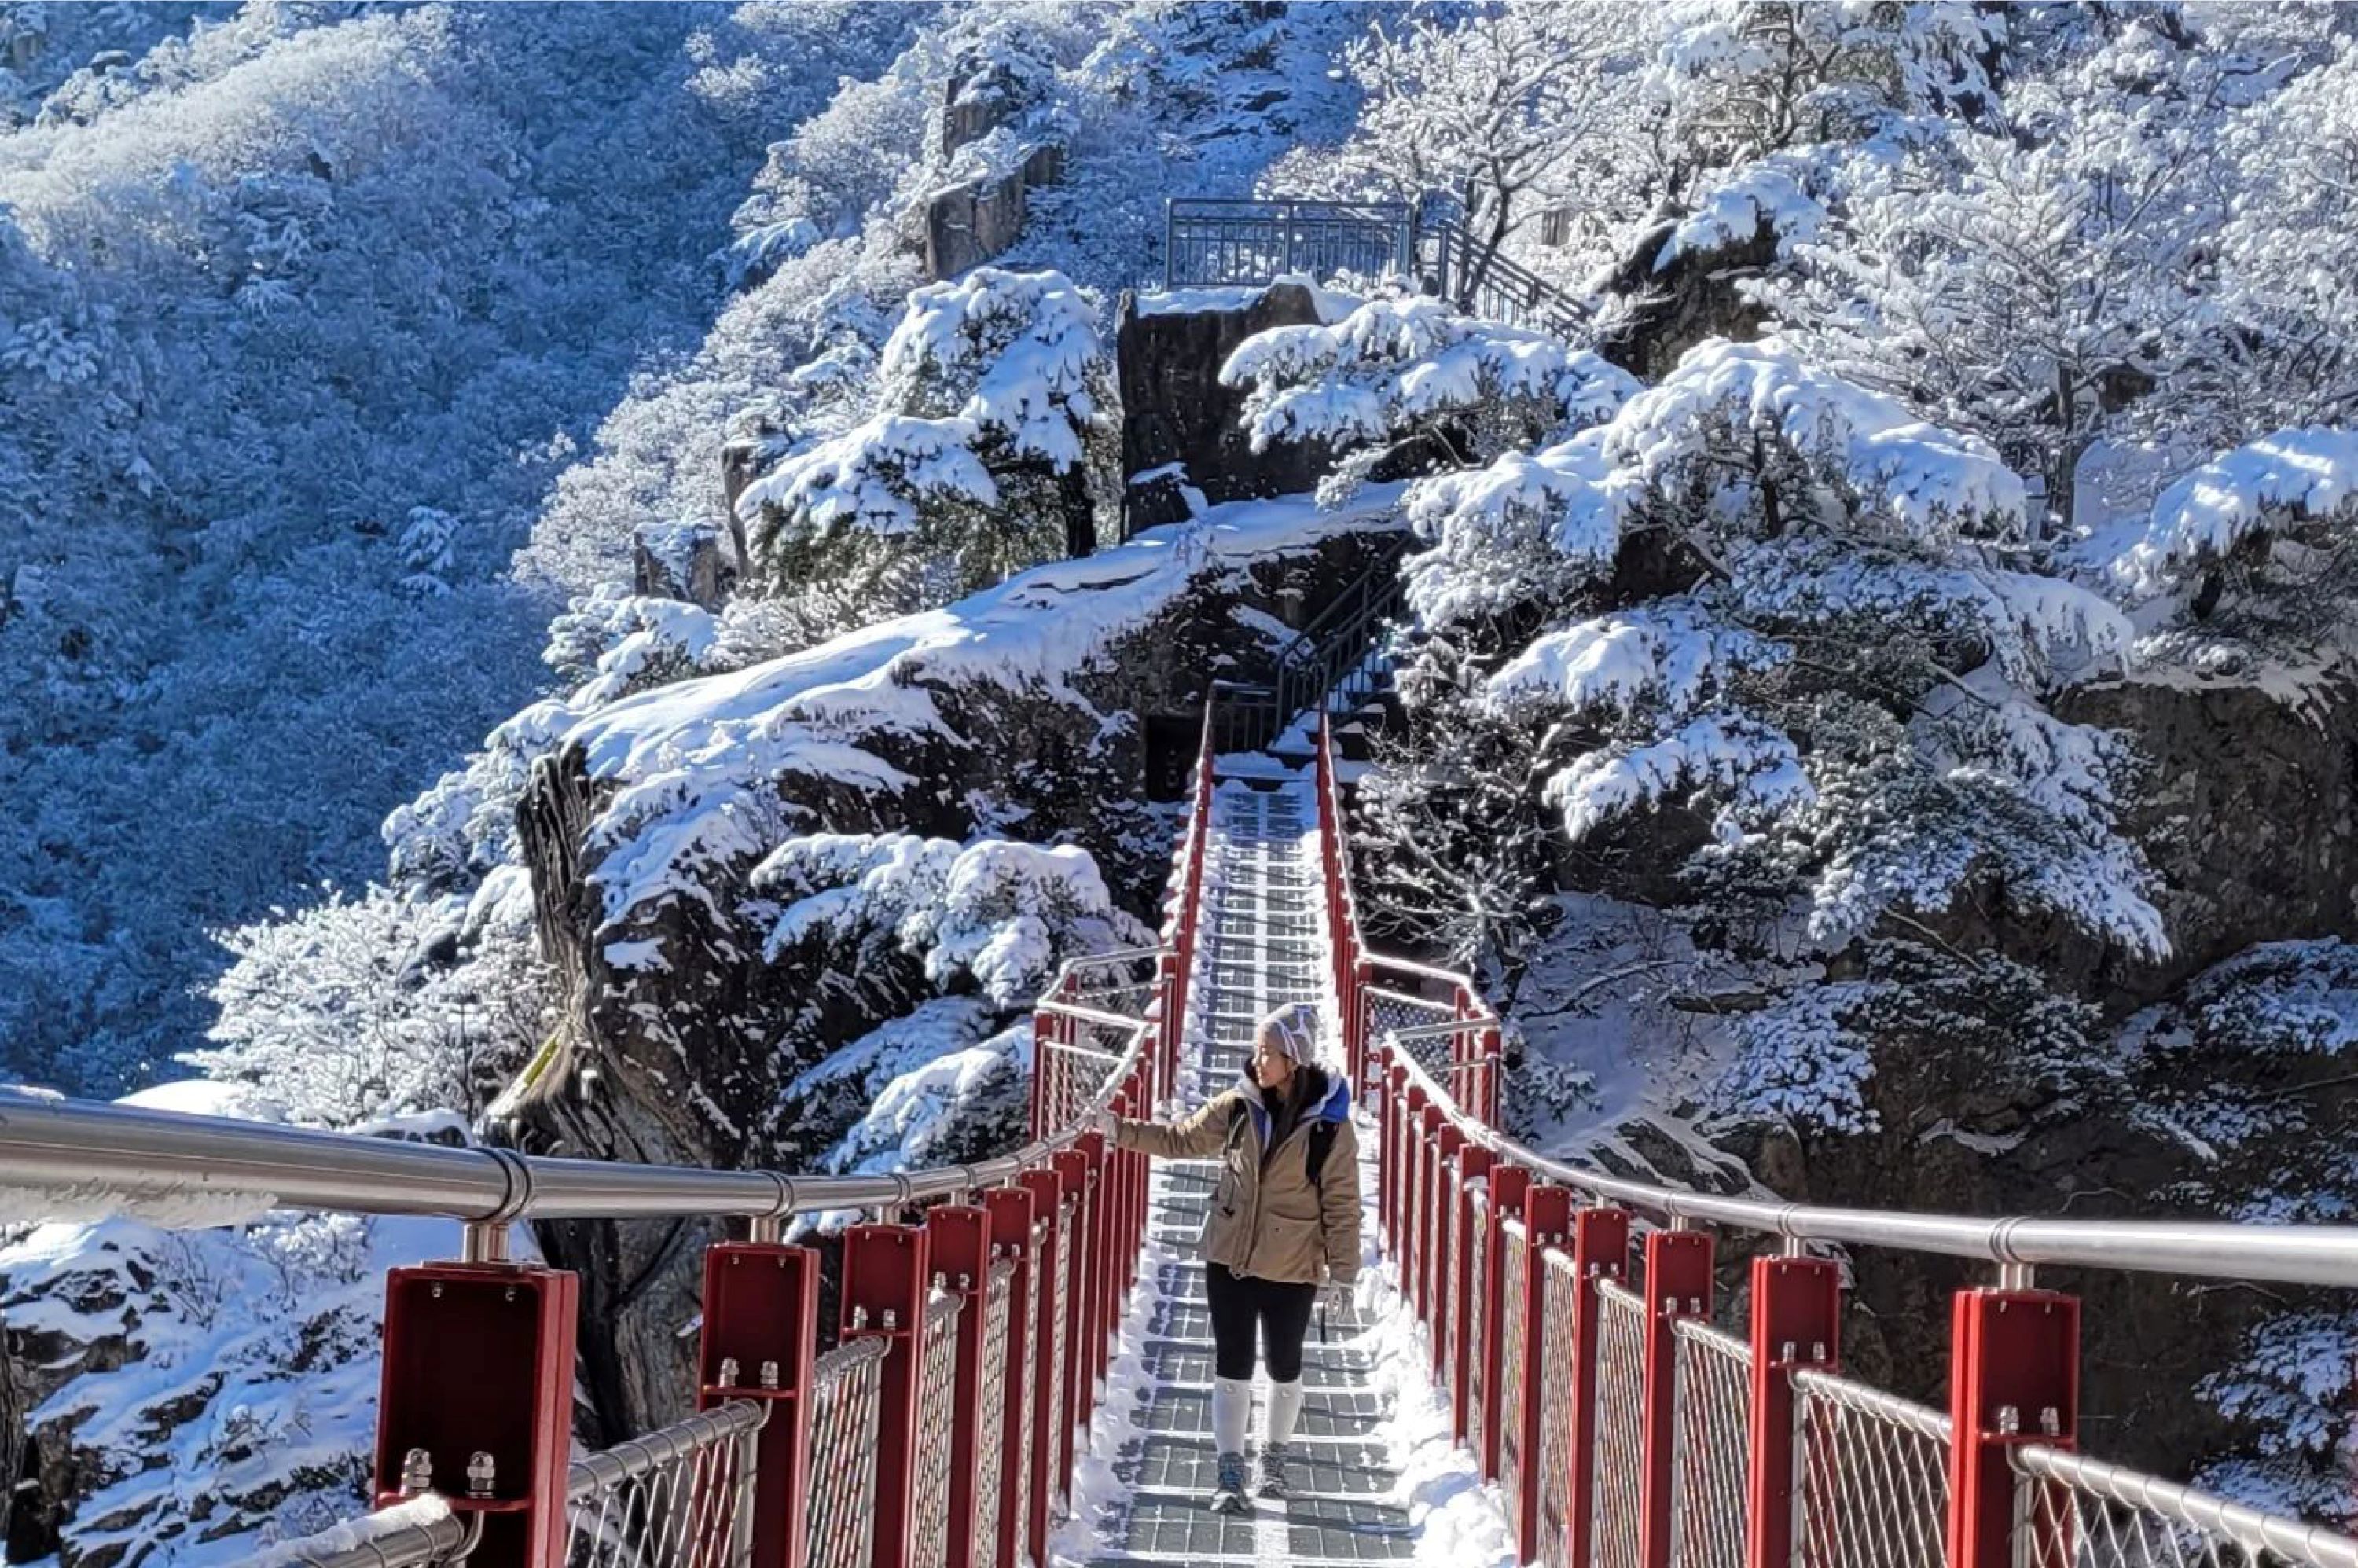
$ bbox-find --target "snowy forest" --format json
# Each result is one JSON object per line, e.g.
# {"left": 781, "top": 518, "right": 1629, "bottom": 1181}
{"left": 5, "top": 0, "right": 2358, "bottom": 1561}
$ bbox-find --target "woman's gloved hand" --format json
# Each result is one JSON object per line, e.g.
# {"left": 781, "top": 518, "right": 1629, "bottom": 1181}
{"left": 1320, "top": 1277, "right": 1356, "bottom": 1319}
{"left": 1091, "top": 1107, "right": 1120, "bottom": 1142}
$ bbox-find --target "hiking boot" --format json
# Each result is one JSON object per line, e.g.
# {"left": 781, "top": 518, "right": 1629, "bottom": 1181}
{"left": 1211, "top": 1451, "right": 1250, "bottom": 1513}
{"left": 1255, "top": 1444, "right": 1289, "bottom": 1499}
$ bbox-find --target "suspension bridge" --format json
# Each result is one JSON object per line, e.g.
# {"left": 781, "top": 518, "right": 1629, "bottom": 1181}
{"left": 5, "top": 689, "right": 2358, "bottom": 1568}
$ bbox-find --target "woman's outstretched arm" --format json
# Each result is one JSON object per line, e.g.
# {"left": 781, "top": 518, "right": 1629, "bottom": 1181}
{"left": 1105, "top": 1092, "right": 1232, "bottom": 1159}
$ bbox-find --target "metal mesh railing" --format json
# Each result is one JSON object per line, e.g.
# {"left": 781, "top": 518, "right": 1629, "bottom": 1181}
{"left": 806, "top": 1338, "right": 891, "bottom": 1568}
{"left": 2011, "top": 1445, "right": 2358, "bottom": 1568}
{"left": 1672, "top": 1317, "right": 1753, "bottom": 1568}
{"left": 1497, "top": 1219, "right": 1535, "bottom": 1552}
{"left": 566, "top": 1401, "right": 766, "bottom": 1568}
{"left": 1535, "top": 1249, "right": 1583, "bottom": 1568}
{"left": 971, "top": 1258, "right": 1016, "bottom": 1568}
{"left": 269, "top": 1404, "right": 773, "bottom": 1568}
{"left": 1045, "top": 1199, "right": 1074, "bottom": 1511}
{"left": 1593, "top": 1276, "right": 1649, "bottom": 1568}
{"left": 1794, "top": 1366, "right": 1952, "bottom": 1568}
{"left": 905, "top": 1289, "right": 965, "bottom": 1568}
{"left": 1010, "top": 1221, "right": 1045, "bottom": 1568}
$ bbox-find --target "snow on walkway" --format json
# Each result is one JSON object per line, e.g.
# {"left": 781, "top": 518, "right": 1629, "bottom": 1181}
{"left": 1052, "top": 769, "right": 1515, "bottom": 1568}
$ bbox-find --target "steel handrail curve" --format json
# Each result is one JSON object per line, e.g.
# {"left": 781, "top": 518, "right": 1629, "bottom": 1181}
{"left": 2011, "top": 1441, "right": 2358, "bottom": 1568}
{"left": 0, "top": 894, "right": 1171, "bottom": 1232}
{"left": 275, "top": 1400, "right": 769, "bottom": 1568}
{"left": 1315, "top": 712, "right": 2358, "bottom": 1291}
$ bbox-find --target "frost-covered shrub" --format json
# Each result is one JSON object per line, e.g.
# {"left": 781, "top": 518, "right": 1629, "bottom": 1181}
{"left": 1221, "top": 289, "right": 1639, "bottom": 505}
{"left": 1713, "top": 942, "right": 2099, "bottom": 1136}
{"left": 1369, "top": 337, "right": 2154, "bottom": 1132}
{"left": 191, "top": 877, "right": 550, "bottom": 1131}
{"left": 739, "top": 267, "right": 1114, "bottom": 605}
{"left": 753, "top": 832, "right": 1148, "bottom": 1008}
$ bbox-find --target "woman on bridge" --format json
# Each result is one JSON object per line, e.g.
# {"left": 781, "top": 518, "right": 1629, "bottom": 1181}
{"left": 1098, "top": 1000, "right": 1362, "bottom": 1512}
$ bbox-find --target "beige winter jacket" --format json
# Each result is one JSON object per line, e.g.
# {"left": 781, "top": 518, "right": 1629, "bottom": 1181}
{"left": 1111, "top": 1067, "right": 1361, "bottom": 1287}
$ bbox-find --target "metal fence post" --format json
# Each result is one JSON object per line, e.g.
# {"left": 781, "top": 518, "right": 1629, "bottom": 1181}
{"left": 1478, "top": 1165, "right": 1530, "bottom": 1482}
{"left": 1430, "top": 1125, "right": 1466, "bottom": 1379}
{"left": 698, "top": 1241, "right": 819, "bottom": 1568}
{"left": 982, "top": 1188, "right": 1038, "bottom": 1568}
{"left": 1638, "top": 1228, "right": 1714, "bottom": 1568}
{"left": 1019, "top": 1166, "right": 1071, "bottom": 1553}
{"left": 1946, "top": 1286, "right": 2080, "bottom": 1568}
{"left": 373, "top": 1254, "right": 577, "bottom": 1568}
{"left": 923, "top": 1208, "right": 995, "bottom": 1568}
{"left": 1051, "top": 1146, "right": 1095, "bottom": 1486}
{"left": 1416, "top": 1102, "right": 1445, "bottom": 1330}
{"left": 841, "top": 1223, "right": 935, "bottom": 1568}
{"left": 1559, "top": 1204, "right": 1633, "bottom": 1568}
{"left": 1745, "top": 1252, "right": 1841, "bottom": 1568}
{"left": 1451, "top": 1144, "right": 1497, "bottom": 1444}
{"left": 1508, "top": 1184, "right": 1572, "bottom": 1564}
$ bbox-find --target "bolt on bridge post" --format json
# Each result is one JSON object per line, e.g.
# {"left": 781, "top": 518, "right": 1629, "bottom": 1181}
{"left": 1745, "top": 1248, "right": 1841, "bottom": 1568}
{"left": 1946, "top": 1279, "right": 2079, "bottom": 1568}
{"left": 840, "top": 1222, "right": 936, "bottom": 1568}
{"left": 696, "top": 1236, "right": 819, "bottom": 1568}
{"left": 1637, "top": 1225, "right": 1714, "bottom": 1568}
{"left": 372, "top": 1228, "right": 578, "bottom": 1568}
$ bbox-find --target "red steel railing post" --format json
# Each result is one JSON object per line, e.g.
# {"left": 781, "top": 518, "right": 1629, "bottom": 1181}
{"left": 1018, "top": 1167, "right": 1067, "bottom": 1559}
{"left": 923, "top": 1207, "right": 996, "bottom": 1568}
{"left": 1398, "top": 1081, "right": 1427, "bottom": 1285}
{"left": 1744, "top": 1252, "right": 1840, "bottom": 1568}
{"left": 1078, "top": 1131, "right": 1118, "bottom": 1408}
{"left": 1946, "top": 1286, "right": 2080, "bottom": 1568}
{"left": 1559, "top": 1204, "right": 1633, "bottom": 1568}
{"left": 1350, "top": 957, "right": 1375, "bottom": 1089}
{"left": 1478, "top": 1164, "right": 1531, "bottom": 1481}
{"left": 982, "top": 1188, "right": 1038, "bottom": 1568}
{"left": 1416, "top": 1102, "right": 1447, "bottom": 1331}
{"left": 696, "top": 1241, "right": 819, "bottom": 1568}
{"left": 373, "top": 1256, "right": 576, "bottom": 1568}
{"left": 1450, "top": 1144, "right": 1497, "bottom": 1442}
{"left": 1637, "top": 1227, "right": 1714, "bottom": 1568}
{"left": 1029, "top": 1008, "right": 1056, "bottom": 1141}
{"left": 1508, "top": 1184, "right": 1571, "bottom": 1565}
{"left": 1430, "top": 1124, "right": 1467, "bottom": 1379}
{"left": 841, "top": 1222, "right": 936, "bottom": 1568}
{"left": 1052, "top": 1146, "right": 1094, "bottom": 1485}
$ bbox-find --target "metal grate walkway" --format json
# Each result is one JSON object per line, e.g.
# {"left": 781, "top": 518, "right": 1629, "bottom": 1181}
{"left": 1060, "top": 770, "right": 1423, "bottom": 1567}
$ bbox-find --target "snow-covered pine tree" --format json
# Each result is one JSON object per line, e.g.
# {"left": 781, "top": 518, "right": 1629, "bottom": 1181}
{"left": 1219, "top": 287, "right": 1638, "bottom": 508}
{"left": 1374, "top": 336, "right": 2161, "bottom": 1131}
{"left": 737, "top": 266, "right": 1114, "bottom": 610}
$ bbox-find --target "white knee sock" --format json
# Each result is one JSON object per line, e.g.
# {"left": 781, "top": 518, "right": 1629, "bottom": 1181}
{"left": 1266, "top": 1378, "right": 1305, "bottom": 1449}
{"left": 1213, "top": 1375, "right": 1251, "bottom": 1457}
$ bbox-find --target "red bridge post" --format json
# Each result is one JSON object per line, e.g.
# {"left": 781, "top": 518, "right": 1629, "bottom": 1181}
{"left": 922, "top": 1207, "right": 996, "bottom": 1568}
{"left": 1559, "top": 1203, "right": 1632, "bottom": 1568}
{"left": 1947, "top": 1284, "right": 2079, "bottom": 1568}
{"left": 1476, "top": 1164, "right": 1530, "bottom": 1482}
{"left": 1052, "top": 1146, "right": 1095, "bottom": 1492}
{"left": 840, "top": 1222, "right": 935, "bottom": 1568}
{"left": 1637, "top": 1226, "right": 1713, "bottom": 1568}
{"left": 373, "top": 1251, "right": 577, "bottom": 1568}
{"left": 1506, "top": 1183, "right": 1571, "bottom": 1565}
{"left": 1450, "top": 1144, "right": 1497, "bottom": 1444}
{"left": 696, "top": 1239, "right": 819, "bottom": 1568}
{"left": 1430, "top": 1122, "right": 1467, "bottom": 1379}
{"left": 982, "top": 1188, "right": 1038, "bottom": 1568}
{"left": 1744, "top": 1250, "right": 1841, "bottom": 1568}
{"left": 1019, "top": 1166, "right": 1071, "bottom": 1555}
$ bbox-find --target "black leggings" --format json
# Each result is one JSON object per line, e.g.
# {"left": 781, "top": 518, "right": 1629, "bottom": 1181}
{"left": 1206, "top": 1261, "right": 1317, "bottom": 1382}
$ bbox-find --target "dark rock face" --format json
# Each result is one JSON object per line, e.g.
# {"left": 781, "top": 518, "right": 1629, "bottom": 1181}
{"left": 1593, "top": 218, "right": 1779, "bottom": 382}
{"left": 922, "top": 60, "right": 1066, "bottom": 281}
{"left": 1722, "top": 667, "right": 2358, "bottom": 1475}
{"left": 632, "top": 521, "right": 737, "bottom": 610}
{"left": 512, "top": 526, "right": 1405, "bottom": 1445}
{"left": 1116, "top": 283, "right": 1336, "bottom": 538}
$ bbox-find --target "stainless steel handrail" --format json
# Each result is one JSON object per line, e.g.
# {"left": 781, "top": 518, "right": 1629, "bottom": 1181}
{"left": 0, "top": 952, "right": 1155, "bottom": 1229}
{"left": 1375, "top": 995, "right": 2358, "bottom": 1289}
